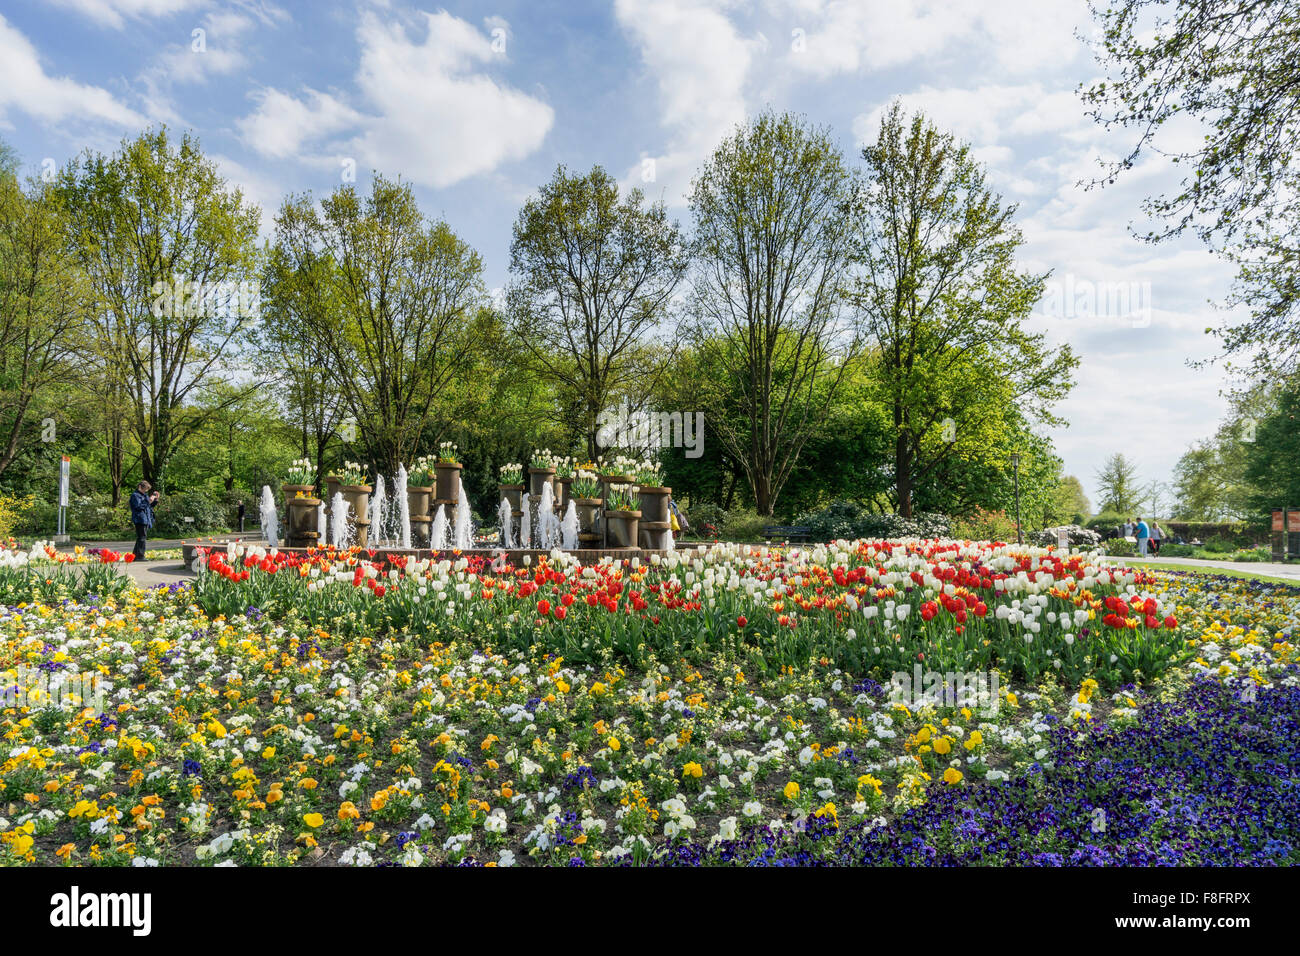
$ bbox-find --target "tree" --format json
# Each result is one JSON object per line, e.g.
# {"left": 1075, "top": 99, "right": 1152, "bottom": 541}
{"left": 57, "top": 127, "right": 261, "bottom": 492}
{"left": 1094, "top": 452, "right": 1150, "bottom": 515}
{"left": 0, "top": 172, "right": 87, "bottom": 478}
{"left": 690, "top": 111, "right": 857, "bottom": 516}
{"left": 260, "top": 243, "right": 348, "bottom": 487}
{"left": 507, "top": 165, "right": 687, "bottom": 458}
{"left": 268, "top": 177, "right": 487, "bottom": 475}
{"left": 1243, "top": 377, "right": 1300, "bottom": 517}
{"left": 1083, "top": 0, "right": 1300, "bottom": 376}
{"left": 853, "top": 103, "right": 1077, "bottom": 517}
{"left": 1047, "top": 475, "right": 1092, "bottom": 524}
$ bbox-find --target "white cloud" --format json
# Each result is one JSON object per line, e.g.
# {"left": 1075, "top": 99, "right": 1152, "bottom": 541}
{"left": 235, "top": 10, "right": 553, "bottom": 189}
{"left": 45, "top": 0, "right": 201, "bottom": 30}
{"left": 237, "top": 87, "right": 361, "bottom": 160}
{"left": 776, "top": 0, "right": 1088, "bottom": 78}
{"left": 0, "top": 14, "right": 145, "bottom": 129}
{"left": 154, "top": 11, "right": 257, "bottom": 85}
{"left": 852, "top": 85, "right": 1090, "bottom": 153}
{"left": 614, "top": 0, "right": 760, "bottom": 204}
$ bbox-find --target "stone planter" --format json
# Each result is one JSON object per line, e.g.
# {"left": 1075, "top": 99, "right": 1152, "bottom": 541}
{"left": 528, "top": 467, "right": 556, "bottom": 498}
{"left": 407, "top": 485, "right": 434, "bottom": 519}
{"left": 435, "top": 462, "right": 462, "bottom": 503}
{"left": 283, "top": 485, "right": 322, "bottom": 548}
{"left": 573, "top": 497, "right": 603, "bottom": 536}
{"left": 637, "top": 486, "right": 671, "bottom": 523}
{"left": 499, "top": 484, "right": 525, "bottom": 512}
{"left": 604, "top": 509, "right": 640, "bottom": 549}
{"left": 408, "top": 485, "right": 434, "bottom": 548}
{"left": 639, "top": 520, "right": 672, "bottom": 551}
{"left": 340, "top": 484, "right": 372, "bottom": 547}
{"left": 557, "top": 477, "right": 573, "bottom": 512}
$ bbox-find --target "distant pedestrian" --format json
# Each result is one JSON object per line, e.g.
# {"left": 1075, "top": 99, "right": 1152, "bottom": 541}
{"left": 1136, "top": 516, "right": 1150, "bottom": 556}
{"left": 237, "top": 500, "right": 246, "bottom": 533}
{"left": 1149, "top": 520, "right": 1163, "bottom": 555}
{"left": 129, "top": 480, "right": 160, "bottom": 561}
{"left": 1122, "top": 518, "right": 1135, "bottom": 539}
{"left": 668, "top": 498, "right": 690, "bottom": 539}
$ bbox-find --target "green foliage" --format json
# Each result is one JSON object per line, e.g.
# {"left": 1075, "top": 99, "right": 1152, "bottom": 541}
{"left": 794, "top": 500, "right": 951, "bottom": 542}
{"left": 1244, "top": 378, "right": 1300, "bottom": 517}
{"left": 57, "top": 126, "right": 262, "bottom": 493}
{"left": 690, "top": 111, "right": 856, "bottom": 516}
{"left": 719, "top": 509, "right": 768, "bottom": 543}
{"left": 853, "top": 102, "right": 1077, "bottom": 518}
{"left": 1094, "top": 452, "right": 1150, "bottom": 515}
{"left": 1083, "top": 0, "right": 1300, "bottom": 377}
{"left": 152, "top": 489, "right": 229, "bottom": 537}
{"left": 951, "top": 508, "right": 1019, "bottom": 542}
{"left": 508, "top": 165, "right": 686, "bottom": 459}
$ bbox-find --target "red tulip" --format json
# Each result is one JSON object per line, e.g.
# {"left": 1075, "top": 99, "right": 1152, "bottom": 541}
{"left": 736, "top": 615, "right": 747, "bottom": 629}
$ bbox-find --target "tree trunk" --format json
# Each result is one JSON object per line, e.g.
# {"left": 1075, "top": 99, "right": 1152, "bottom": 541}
{"left": 895, "top": 404, "right": 913, "bottom": 518}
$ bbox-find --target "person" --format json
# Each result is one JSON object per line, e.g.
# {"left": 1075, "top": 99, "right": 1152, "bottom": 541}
{"left": 1135, "top": 515, "right": 1150, "bottom": 556}
{"left": 668, "top": 498, "right": 690, "bottom": 539}
{"left": 237, "top": 500, "right": 246, "bottom": 533}
{"left": 129, "top": 480, "right": 160, "bottom": 560}
{"left": 1149, "top": 520, "right": 1163, "bottom": 555}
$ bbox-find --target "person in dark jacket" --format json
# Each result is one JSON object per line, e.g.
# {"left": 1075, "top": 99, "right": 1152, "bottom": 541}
{"left": 129, "top": 480, "right": 159, "bottom": 560}
{"left": 237, "top": 500, "right": 246, "bottom": 532}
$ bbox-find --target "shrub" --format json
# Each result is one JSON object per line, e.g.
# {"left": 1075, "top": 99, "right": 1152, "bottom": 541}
{"left": 153, "top": 489, "right": 228, "bottom": 537}
{"left": 720, "top": 509, "right": 768, "bottom": 542}
{"left": 0, "top": 493, "right": 37, "bottom": 539}
{"left": 795, "top": 500, "right": 951, "bottom": 542}
{"left": 952, "top": 508, "right": 1019, "bottom": 542}
{"left": 1157, "top": 543, "right": 1198, "bottom": 558}
{"left": 1106, "top": 538, "right": 1136, "bottom": 557}
{"left": 684, "top": 502, "right": 726, "bottom": 539}
{"left": 1032, "top": 525, "right": 1102, "bottom": 549}
{"left": 1201, "top": 536, "right": 1238, "bottom": 554}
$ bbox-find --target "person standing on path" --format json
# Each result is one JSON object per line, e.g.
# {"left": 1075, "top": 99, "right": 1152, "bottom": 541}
{"left": 1136, "top": 516, "right": 1150, "bottom": 556}
{"left": 129, "top": 480, "right": 159, "bottom": 561}
{"left": 1149, "top": 520, "right": 1163, "bottom": 555}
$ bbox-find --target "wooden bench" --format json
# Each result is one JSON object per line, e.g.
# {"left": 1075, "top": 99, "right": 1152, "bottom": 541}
{"left": 762, "top": 525, "right": 811, "bottom": 543}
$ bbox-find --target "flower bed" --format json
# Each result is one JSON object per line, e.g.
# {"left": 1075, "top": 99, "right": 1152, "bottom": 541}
{"left": 0, "top": 540, "right": 1294, "bottom": 867}
{"left": 189, "top": 540, "right": 1181, "bottom": 688}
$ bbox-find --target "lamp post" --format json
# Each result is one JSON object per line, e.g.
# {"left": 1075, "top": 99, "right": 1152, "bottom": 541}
{"left": 1011, "top": 451, "right": 1022, "bottom": 545}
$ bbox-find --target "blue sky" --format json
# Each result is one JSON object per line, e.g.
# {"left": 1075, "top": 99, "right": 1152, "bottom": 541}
{"left": 0, "top": 0, "right": 1241, "bottom": 511}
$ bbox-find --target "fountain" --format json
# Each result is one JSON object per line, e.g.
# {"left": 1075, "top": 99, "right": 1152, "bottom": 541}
{"left": 370, "top": 476, "right": 386, "bottom": 544}
{"left": 330, "top": 492, "right": 349, "bottom": 548}
{"left": 396, "top": 464, "right": 411, "bottom": 549}
{"left": 430, "top": 504, "right": 449, "bottom": 551}
{"left": 454, "top": 484, "right": 474, "bottom": 549}
{"left": 316, "top": 500, "right": 326, "bottom": 547}
{"left": 519, "top": 499, "right": 531, "bottom": 550}
{"left": 536, "top": 482, "right": 561, "bottom": 550}
{"left": 561, "top": 501, "right": 578, "bottom": 550}
{"left": 260, "top": 485, "right": 278, "bottom": 548}
{"left": 498, "top": 497, "right": 515, "bottom": 549}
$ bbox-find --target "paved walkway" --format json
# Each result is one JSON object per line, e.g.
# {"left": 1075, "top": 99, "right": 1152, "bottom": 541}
{"left": 122, "top": 559, "right": 196, "bottom": 587}
{"left": 1125, "top": 554, "right": 1300, "bottom": 581}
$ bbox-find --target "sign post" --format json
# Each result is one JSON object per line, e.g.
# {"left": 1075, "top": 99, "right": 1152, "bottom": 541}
{"left": 55, "top": 455, "right": 70, "bottom": 543}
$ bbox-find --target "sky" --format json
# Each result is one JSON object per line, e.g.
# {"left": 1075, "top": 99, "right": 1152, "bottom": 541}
{"left": 0, "top": 0, "right": 1242, "bottom": 510}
